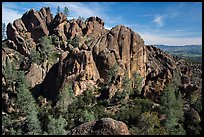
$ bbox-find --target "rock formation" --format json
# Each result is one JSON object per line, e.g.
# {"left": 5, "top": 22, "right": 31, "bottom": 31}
{"left": 143, "top": 45, "right": 177, "bottom": 99}
{"left": 4, "top": 6, "right": 201, "bottom": 103}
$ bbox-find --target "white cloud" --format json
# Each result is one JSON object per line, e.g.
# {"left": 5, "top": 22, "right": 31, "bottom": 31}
{"left": 104, "top": 25, "right": 112, "bottom": 30}
{"left": 153, "top": 15, "right": 164, "bottom": 27}
{"left": 43, "top": 2, "right": 123, "bottom": 27}
{"left": 44, "top": 2, "right": 105, "bottom": 19}
{"left": 174, "top": 29, "right": 185, "bottom": 32}
{"left": 139, "top": 32, "right": 202, "bottom": 45}
{"left": 44, "top": 2, "right": 91, "bottom": 18}
{"left": 2, "top": 5, "right": 23, "bottom": 25}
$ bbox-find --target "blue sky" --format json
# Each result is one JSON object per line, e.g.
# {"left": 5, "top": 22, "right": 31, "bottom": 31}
{"left": 2, "top": 2, "right": 202, "bottom": 45}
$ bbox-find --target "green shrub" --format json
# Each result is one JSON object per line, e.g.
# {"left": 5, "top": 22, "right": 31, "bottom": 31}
{"left": 160, "top": 81, "right": 185, "bottom": 135}
{"left": 132, "top": 72, "right": 143, "bottom": 95}
{"left": 55, "top": 84, "right": 75, "bottom": 114}
{"left": 16, "top": 71, "right": 42, "bottom": 135}
{"left": 132, "top": 111, "right": 167, "bottom": 135}
{"left": 107, "top": 63, "right": 119, "bottom": 83}
{"left": 47, "top": 115, "right": 67, "bottom": 135}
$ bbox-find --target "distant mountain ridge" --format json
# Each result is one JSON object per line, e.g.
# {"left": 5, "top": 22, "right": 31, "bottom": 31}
{"left": 154, "top": 44, "right": 202, "bottom": 56}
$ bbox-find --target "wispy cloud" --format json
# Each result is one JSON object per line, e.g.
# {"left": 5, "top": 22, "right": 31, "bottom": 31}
{"left": 43, "top": 2, "right": 122, "bottom": 25}
{"left": 43, "top": 2, "right": 102, "bottom": 18}
{"left": 2, "top": 5, "right": 23, "bottom": 25}
{"left": 139, "top": 32, "right": 202, "bottom": 45}
{"left": 104, "top": 25, "right": 112, "bottom": 30}
{"left": 174, "top": 29, "right": 185, "bottom": 32}
{"left": 142, "top": 14, "right": 155, "bottom": 17}
{"left": 2, "top": 2, "right": 122, "bottom": 27}
{"left": 153, "top": 15, "right": 164, "bottom": 27}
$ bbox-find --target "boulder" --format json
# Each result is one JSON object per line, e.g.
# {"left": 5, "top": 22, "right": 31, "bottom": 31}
{"left": 68, "top": 118, "right": 130, "bottom": 135}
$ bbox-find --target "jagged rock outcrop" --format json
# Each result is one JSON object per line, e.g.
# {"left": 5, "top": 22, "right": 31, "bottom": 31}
{"left": 25, "top": 61, "right": 51, "bottom": 88}
{"left": 5, "top": 6, "right": 201, "bottom": 103}
{"left": 21, "top": 7, "right": 52, "bottom": 42}
{"left": 64, "top": 16, "right": 107, "bottom": 40}
{"left": 176, "top": 59, "right": 201, "bottom": 103}
{"left": 42, "top": 24, "right": 147, "bottom": 100}
{"left": 67, "top": 118, "right": 130, "bottom": 135}
{"left": 43, "top": 47, "right": 100, "bottom": 101}
{"left": 49, "top": 12, "right": 67, "bottom": 42}
{"left": 91, "top": 25, "right": 147, "bottom": 81}
{"left": 144, "top": 45, "right": 177, "bottom": 99}
{"left": 6, "top": 7, "right": 53, "bottom": 56}
{"left": 6, "top": 22, "right": 33, "bottom": 56}
{"left": 6, "top": 7, "right": 108, "bottom": 56}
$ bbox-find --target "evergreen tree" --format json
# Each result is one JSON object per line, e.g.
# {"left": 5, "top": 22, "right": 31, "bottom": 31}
{"left": 57, "top": 6, "right": 60, "bottom": 14}
{"left": 160, "top": 81, "right": 185, "bottom": 135}
{"left": 47, "top": 115, "right": 67, "bottom": 135}
{"left": 83, "top": 109, "right": 95, "bottom": 122}
{"left": 78, "top": 16, "right": 85, "bottom": 21}
{"left": 135, "top": 111, "right": 167, "bottom": 135}
{"left": 132, "top": 72, "right": 143, "bottom": 95}
{"left": 55, "top": 84, "right": 74, "bottom": 114}
{"left": 63, "top": 7, "right": 69, "bottom": 16}
{"left": 107, "top": 63, "right": 119, "bottom": 83}
{"left": 71, "top": 35, "right": 80, "bottom": 48}
{"left": 2, "top": 22, "right": 6, "bottom": 40}
{"left": 3, "top": 57, "right": 18, "bottom": 92}
{"left": 16, "top": 71, "right": 42, "bottom": 135}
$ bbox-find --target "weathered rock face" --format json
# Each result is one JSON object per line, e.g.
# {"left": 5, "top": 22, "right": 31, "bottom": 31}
{"left": 26, "top": 61, "right": 51, "bottom": 88}
{"left": 144, "top": 45, "right": 177, "bottom": 99}
{"left": 176, "top": 59, "right": 201, "bottom": 103}
{"left": 91, "top": 25, "right": 147, "bottom": 83}
{"left": 49, "top": 12, "right": 67, "bottom": 41}
{"left": 84, "top": 16, "right": 107, "bottom": 38}
{"left": 6, "top": 7, "right": 53, "bottom": 56}
{"left": 42, "top": 24, "right": 147, "bottom": 99}
{"left": 68, "top": 118, "right": 130, "bottom": 135}
{"left": 43, "top": 47, "right": 101, "bottom": 100}
{"left": 21, "top": 7, "right": 52, "bottom": 42}
{"left": 6, "top": 22, "right": 33, "bottom": 56}
{"left": 64, "top": 16, "right": 107, "bottom": 40}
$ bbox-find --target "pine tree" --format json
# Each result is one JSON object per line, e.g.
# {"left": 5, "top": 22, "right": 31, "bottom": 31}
{"left": 3, "top": 57, "right": 18, "bottom": 92}
{"left": 135, "top": 111, "right": 167, "bottom": 135}
{"left": 47, "top": 115, "right": 67, "bottom": 135}
{"left": 16, "top": 71, "right": 42, "bottom": 135}
{"left": 55, "top": 84, "right": 74, "bottom": 114}
{"left": 2, "top": 22, "right": 6, "bottom": 40}
{"left": 57, "top": 6, "right": 60, "bottom": 14}
{"left": 107, "top": 63, "right": 119, "bottom": 83}
{"left": 78, "top": 16, "right": 85, "bottom": 21}
{"left": 63, "top": 7, "right": 69, "bottom": 16}
{"left": 160, "top": 82, "right": 185, "bottom": 135}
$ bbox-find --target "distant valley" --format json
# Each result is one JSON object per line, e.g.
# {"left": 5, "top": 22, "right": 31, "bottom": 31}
{"left": 155, "top": 44, "right": 202, "bottom": 63}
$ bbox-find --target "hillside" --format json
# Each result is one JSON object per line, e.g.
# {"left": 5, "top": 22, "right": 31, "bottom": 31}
{"left": 155, "top": 44, "right": 202, "bottom": 63}
{"left": 2, "top": 7, "right": 202, "bottom": 135}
